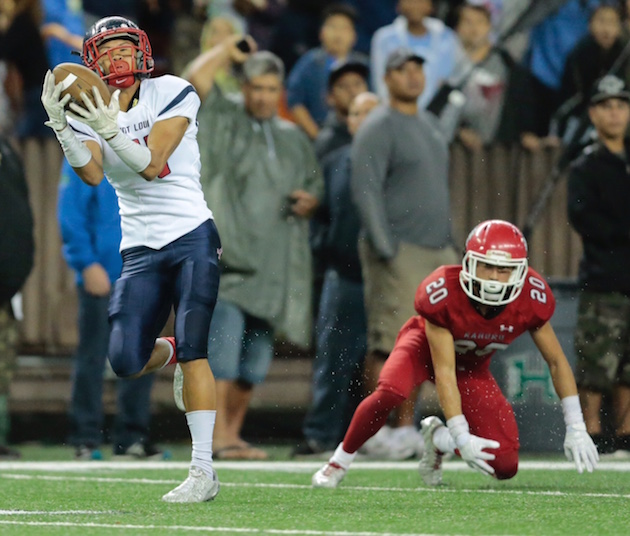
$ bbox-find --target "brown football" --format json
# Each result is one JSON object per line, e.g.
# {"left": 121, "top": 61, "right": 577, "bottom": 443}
{"left": 52, "top": 63, "right": 111, "bottom": 111}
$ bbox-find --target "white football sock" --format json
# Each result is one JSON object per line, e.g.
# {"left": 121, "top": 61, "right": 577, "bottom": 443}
{"left": 185, "top": 410, "right": 215, "bottom": 476}
{"left": 433, "top": 425, "right": 456, "bottom": 454}
{"left": 330, "top": 443, "right": 356, "bottom": 470}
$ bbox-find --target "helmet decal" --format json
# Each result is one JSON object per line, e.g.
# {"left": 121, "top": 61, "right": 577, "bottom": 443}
{"left": 82, "top": 16, "right": 154, "bottom": 87}
{"left": 459, "top": 220, "right": 528, "bottom": 306}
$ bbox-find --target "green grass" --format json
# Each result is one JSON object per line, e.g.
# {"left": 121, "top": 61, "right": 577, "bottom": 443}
{"left": 0, "top": 446, "right": 629, "bottom": 535}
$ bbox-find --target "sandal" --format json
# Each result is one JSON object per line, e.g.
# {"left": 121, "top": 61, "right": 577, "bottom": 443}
{"left": 214, "top": 444, "right": 269, "bottom": 460}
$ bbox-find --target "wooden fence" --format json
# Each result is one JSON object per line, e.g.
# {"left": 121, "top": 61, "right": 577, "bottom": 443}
{"left": 15, "top": 140, "right": 582, "bottom": 355}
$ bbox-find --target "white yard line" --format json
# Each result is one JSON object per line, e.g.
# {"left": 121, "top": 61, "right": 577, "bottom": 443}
{"left": 0, "top": 460, "right": 628, "bottom": 471}
{"left": 1, "top": 472, "right": 629, "bottom": 500}
{"left": 0, "top": 520, "right": 498, "bottom": 536}
{"left": 0, "top": 510, "right": 115, "bottom": 515}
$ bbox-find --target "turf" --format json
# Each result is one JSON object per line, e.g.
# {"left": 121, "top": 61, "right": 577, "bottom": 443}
{"left": 0, "top": 446, "right": 628, "bottom": 535}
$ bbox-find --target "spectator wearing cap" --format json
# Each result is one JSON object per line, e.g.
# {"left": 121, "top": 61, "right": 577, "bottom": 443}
{"left": 286, "top": 3, "right": 368, "bottom": 139}
{"left": 314, "top": 59, "right": 370, "bottom": 162}
{"left": 310, "top": 60, "right": 368, "bottom": 320}
{"left": 370, "top": 0, "right": 465, "bottom": 109}
{"left": 294, "top": 92, "right": 380, "bottom": 458}
{"left": 349, "top": 47, "right": 459, "bottom": 459}
{"left": 568, "top": 74, "right": 630, "bottom": 459}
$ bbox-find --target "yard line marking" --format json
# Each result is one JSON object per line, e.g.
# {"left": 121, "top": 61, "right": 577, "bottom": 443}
{"left": 0, "top": 520, "right": 491, "bottom": 536}
{"left": 1, "top": 473, "right": 629, "bottom": 500}
{"left": 0, "top": 510, "right": 114, "bottom": 515}
{"left": 0, "top": 460, "right": 629, "bottom": 471}
{"left": 1, "top": 474, "right": 181, "bottom": 484}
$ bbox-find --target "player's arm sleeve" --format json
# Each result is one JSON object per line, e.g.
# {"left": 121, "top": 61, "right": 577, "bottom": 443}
{"left": 350, "top": 115, "right": 396, "bottom": 259}
{"left": 57, "top": 164, "right": 99, "bottom": 273}
{"left": 567, "top": 161, "right": 629, "bottom": 246}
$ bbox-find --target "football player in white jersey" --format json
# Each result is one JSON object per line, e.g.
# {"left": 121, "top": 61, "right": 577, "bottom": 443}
{"left": 41, "top": 16, "right": 221, "bottom": 503}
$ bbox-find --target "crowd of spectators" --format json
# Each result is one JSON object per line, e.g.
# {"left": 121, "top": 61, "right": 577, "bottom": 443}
{"left": 3, "top": 0, "right": 625, "bottom": 152}
{"left": 2, "top": 0, "right": 627, "bottom": 146}
{"left": 1, "top": 0, "right": 630, "bottom": 460}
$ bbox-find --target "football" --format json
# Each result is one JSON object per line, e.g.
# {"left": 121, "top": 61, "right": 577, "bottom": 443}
{"left": 52, "top": 63, "right": 111, "bottom": 111}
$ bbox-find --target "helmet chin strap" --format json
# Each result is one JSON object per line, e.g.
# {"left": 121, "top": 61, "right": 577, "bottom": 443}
{"left": 107, "top": 59, "right": 135, "bottom": 88}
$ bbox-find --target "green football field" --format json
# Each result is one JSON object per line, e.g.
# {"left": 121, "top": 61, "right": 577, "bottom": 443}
{"left": 0, "top": 445, "right": 628, "bottom": 536}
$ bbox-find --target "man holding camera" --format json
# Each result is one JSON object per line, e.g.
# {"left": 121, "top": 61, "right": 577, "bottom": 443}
{"left": 185, "top": 35, "right": 323, "bottom": 459}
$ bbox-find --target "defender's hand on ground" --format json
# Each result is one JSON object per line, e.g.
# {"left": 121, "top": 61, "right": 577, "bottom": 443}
{"left": 457, "top": 434, "right": 500, "bottom": 476}
{"left": 67, "top": 88, "right": 120, "bottom": 140}
{"left": 41, "top": 70, "right": 71, "bottom": 132}
{"left": 564, "top": 423, "right": 599, "bottom": 474}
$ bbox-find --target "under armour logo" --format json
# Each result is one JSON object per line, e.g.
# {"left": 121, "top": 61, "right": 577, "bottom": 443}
{"left": 500, "top": 324, "right": 514, "bottom": 333}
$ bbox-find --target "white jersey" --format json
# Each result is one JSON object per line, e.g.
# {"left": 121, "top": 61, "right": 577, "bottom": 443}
{"left": 70, "top": 75, "right": 213, "bottom": 251}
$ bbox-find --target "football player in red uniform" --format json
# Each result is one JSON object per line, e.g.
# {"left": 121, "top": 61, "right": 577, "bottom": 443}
{"left": 313, "top": 219, "right": 599, "bottom": 488}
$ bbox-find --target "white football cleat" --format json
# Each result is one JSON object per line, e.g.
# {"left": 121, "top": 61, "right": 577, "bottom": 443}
{"left": 173, "top": 363, "right": 185, "bottom": 412}
{"left": 162, "top": 466, "right": 220, "bottom": 503}
{"left": 418, "top": 416, "right": 446, "bottom": 486}
{"left": 312, "top": 462, "right": 346, "bottom": 488}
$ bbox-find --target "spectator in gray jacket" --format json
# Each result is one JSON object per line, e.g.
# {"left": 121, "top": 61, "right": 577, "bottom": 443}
{"left": 185, "top": 35, "right": 323, "bottom": 460}
{"left": 351, "top": 47, "right": 458, "bottom": 458}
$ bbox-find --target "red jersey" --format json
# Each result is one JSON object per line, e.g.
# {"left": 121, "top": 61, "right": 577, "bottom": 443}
{"left": 409, "top": 265, "right": 555, "bottom": 370}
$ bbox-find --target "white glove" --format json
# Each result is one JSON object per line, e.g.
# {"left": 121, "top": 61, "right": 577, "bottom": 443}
{"left": 457, "top": 433, "right": 501, "bottom": 476}
{"left": 564, "top": 423, "right": 599, "bottom": 474}
{"left": 41, "top": 70, "right": 71, "bottom": 132}
{"left": 67, "top": 87, "right": 120, "bottom": 140}
{"left": 447, "top": 414, "right": 500, "bottom": 476}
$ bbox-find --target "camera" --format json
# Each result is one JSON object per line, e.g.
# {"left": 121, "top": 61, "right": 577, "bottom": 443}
{"left": 236, "top": 39, "right": 252, "bottom": 53}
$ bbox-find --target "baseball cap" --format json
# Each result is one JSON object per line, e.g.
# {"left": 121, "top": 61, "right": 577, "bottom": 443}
{"left": 590, "top": 75, "right": 630, "bottom": 105}
{"left": 328, "top": 59, "right": 369, "bottom": 90}
{"left": 385, "top": 47, "right": 425, "bottom": 72}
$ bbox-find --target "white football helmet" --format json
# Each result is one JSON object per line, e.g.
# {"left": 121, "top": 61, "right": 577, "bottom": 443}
{"left": 459, "top": 219, "right": 528, "bottom": 306}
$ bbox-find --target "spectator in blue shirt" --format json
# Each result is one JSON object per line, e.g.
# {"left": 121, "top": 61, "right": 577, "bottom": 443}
{"left": 370, "top": 0, "right": 465, "bottom": 109}
{"left": 58, "top": 161, "right": 161, "bottom": 461}
{"left": 286, "top": 3, "right": 367, "bottom": 140}
{"left": 345, "top": 0, "right": 397, "bottom": 55}
{"left": 40, "top": 0, "right": 84, "bottom": 69}
{"left": 525, "top": 0, "right": 600, "bottom": 135}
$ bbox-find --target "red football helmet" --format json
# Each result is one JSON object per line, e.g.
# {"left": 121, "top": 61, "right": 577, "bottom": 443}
{"left": 82, "top": 16, "right": 154, "bottom": 88}
{"left": 459, "top": 220, "right": 528, "bottom": 306}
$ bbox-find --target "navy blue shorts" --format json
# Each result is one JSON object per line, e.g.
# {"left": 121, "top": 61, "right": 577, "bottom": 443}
{"left": 108, "top": 219, "right": 221, "bottom": 377}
